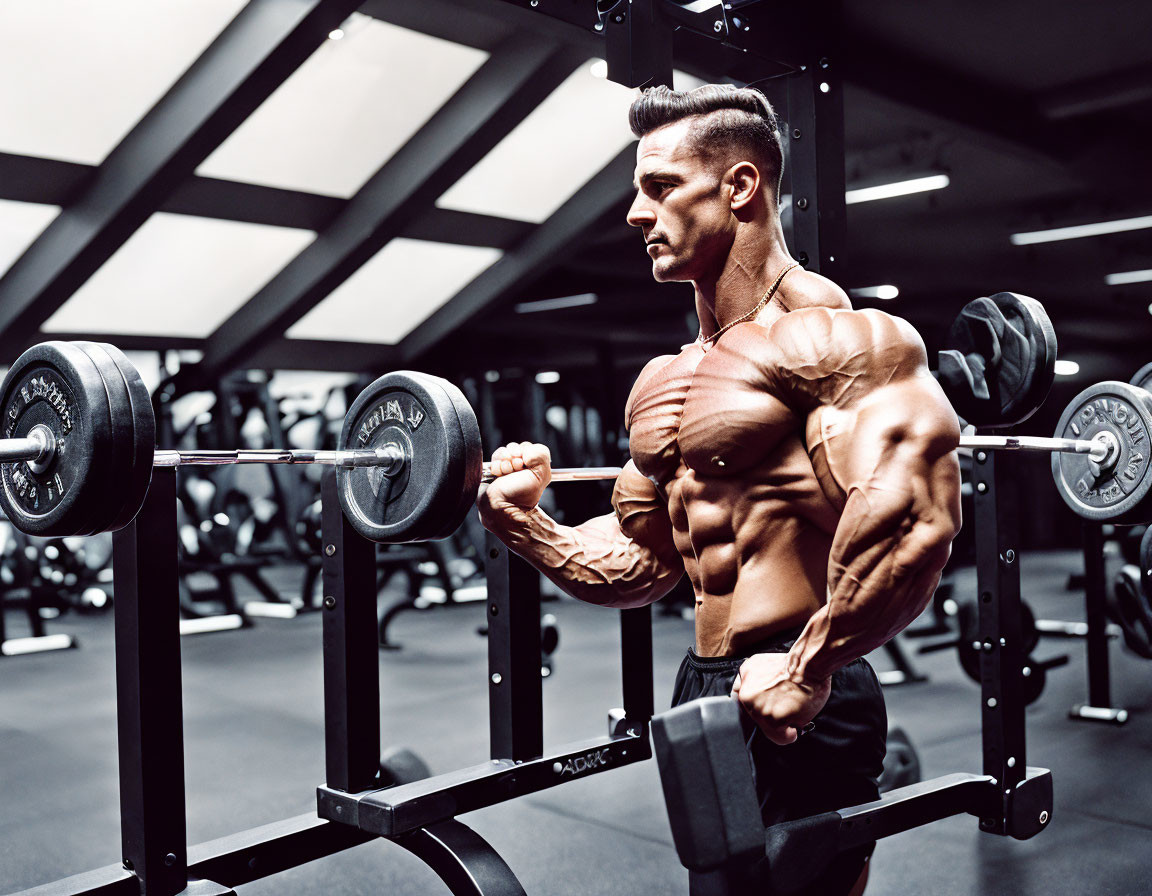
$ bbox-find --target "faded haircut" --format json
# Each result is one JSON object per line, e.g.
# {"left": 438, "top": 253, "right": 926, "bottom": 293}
{"left": 628, "top": 84, "right": 784, "bottom": 203}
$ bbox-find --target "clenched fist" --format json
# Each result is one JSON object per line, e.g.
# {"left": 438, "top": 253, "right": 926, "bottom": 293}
{"left": 731, "top": 652, "right": 831, "bottom": 745}
{"left": 478, "top": 442, "right": 553, "bottom": 514}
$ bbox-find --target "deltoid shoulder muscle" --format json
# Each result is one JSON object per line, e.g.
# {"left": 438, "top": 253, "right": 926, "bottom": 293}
{"left": 748, "top": 306, "right": 931, "bottom": 410}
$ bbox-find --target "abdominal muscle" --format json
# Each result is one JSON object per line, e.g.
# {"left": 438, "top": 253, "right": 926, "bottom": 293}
{"left": 665, "top": 443, "right": 839, "bottom": 657}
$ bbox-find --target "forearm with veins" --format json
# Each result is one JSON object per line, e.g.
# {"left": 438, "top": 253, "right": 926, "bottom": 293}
{"left": 482, "top": 502, "right": 682, "bottom": 610}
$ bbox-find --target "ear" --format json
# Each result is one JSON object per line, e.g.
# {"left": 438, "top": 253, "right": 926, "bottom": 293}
{"left": 727, "top": 162, "right": 761, "bottom": 211}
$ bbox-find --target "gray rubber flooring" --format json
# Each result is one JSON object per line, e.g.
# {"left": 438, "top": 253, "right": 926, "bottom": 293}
{"left": 3, "top": 547, "right": 1152, "bottom": 895}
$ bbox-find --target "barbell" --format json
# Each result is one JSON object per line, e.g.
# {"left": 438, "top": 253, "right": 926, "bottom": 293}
{"left": 0, "top": 341, "right": 1150, "bottom": 543}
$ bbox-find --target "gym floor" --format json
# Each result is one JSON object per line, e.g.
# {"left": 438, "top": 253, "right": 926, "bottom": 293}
{"left": 3, "top": 548, "right": 1151, "bottom": 895}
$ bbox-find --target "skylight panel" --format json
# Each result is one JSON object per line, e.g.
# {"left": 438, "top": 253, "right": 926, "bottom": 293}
{"left": 0, "top": 0, "right": 249, "bottom": 164}
{"left": 197, "top": 15, "right": 489, "bottom": 197}
{"left": 287, "top": 238, "right": 501, "bottom": 344}
{"left": 42, "top": 213, "right": 315, "bottom": 338}
{"left": 0, "top": 200, "right": 60, "bottom": 278}
{"left": 435, "top": 59, "right": 638, "bottom": 223}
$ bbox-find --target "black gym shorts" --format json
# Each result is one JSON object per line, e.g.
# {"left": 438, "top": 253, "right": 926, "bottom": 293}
{"left": 670, "top": 631, "right": 887, "bottom": 895}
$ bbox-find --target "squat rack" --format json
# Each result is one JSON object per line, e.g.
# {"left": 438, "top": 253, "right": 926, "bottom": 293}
{"left": 10, "top": 466, "right": 652, "bottom": 896}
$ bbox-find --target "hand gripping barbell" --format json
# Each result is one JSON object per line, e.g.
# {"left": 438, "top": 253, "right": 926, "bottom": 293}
{"left": 0, "top": 343, "right": 1149, "bottom": 543}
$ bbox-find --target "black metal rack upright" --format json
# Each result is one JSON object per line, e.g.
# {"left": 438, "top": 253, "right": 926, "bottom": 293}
{"left": 1068, "top": 522, "right": 1128, "bottom": 724}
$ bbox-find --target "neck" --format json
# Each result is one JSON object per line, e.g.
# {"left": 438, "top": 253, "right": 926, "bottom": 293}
{"left": 694, "top": 217, "right": 793, "bottom": 340}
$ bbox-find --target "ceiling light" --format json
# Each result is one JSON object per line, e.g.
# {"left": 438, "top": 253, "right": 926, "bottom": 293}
{"left": 1105, "top": 269, "right": 1152, "bottom": 286}
{"left": 589, "top": 59, "right": 608, "bottom": 79}
{"left": 845, "top": 175, "right": 949, "bottom": 205}
{"left": 1054, "top": 360, "right": 1080, "bottom": 376}
{"left": 1011, "top": 215, "right": 1152, "bottom": 245}
{"left": 485, "top": 370, "right": 500, "bottom": 382}
{"left": 328, "top": 28, "right": 344, "bottom": 40}
{"left": 514, "top": 293, "right": 598, "bottom": 313}
{"left": 535, "top": 371, "right": 560, "bottom": 384}
{"left": 849, "top": 285, "right": 899, "bottom": 300}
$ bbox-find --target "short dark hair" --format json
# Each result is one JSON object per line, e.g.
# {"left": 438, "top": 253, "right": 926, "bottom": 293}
{"left": 628, "top": 84, "right": 784, "bottom": 202}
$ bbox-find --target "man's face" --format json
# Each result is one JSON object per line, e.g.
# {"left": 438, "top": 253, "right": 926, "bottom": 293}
{"left": 627, "top": 119, "right": 735, "bottom": 283}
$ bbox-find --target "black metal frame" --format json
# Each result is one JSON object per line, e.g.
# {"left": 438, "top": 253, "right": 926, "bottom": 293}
{"left": 1068, "top": 522, "right": 1129, "bottom": 723}
{"left": 316, "top": 490, "right": 653, "bottom": 843}
{"left": 10, "top": 466, "right": 652, "bottom": 895}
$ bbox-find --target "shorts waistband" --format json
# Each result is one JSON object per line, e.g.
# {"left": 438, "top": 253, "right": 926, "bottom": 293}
{"left": 684, "top": 626, "right": 805, "bottom": 671}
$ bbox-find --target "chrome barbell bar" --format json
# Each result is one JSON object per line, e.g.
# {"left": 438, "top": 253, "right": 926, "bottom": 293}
{"left": 0, "top": 432, "right": 1116, "bottom": 481}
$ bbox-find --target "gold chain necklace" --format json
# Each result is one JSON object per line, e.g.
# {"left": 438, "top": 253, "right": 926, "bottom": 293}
{"left": 697, "top": 261, "right": 799, "bottom": 346}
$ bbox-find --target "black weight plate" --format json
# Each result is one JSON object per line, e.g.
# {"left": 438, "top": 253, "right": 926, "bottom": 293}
{"left": 0, "top": 342, "right": 116, "bottom": 537}
{"left": 73, "top": 342, "right": 138, "bottom": 534}
{"left": 1020, "top": 661, "right": 1047, "bottom": 706}
{"left": 100, "top": 343, "right": 156, "bottom": 530}
{"left": 1051, "top": 381, "right": 1152, "bottom": 523}
{"left": 956, "top": 599, "right": 1039, "bottom": 683}
{"left": 1112, "top": 565, "right": 1152, "bottom": 659}
{"left": 878, "top": 726, "right": 921, "bottom": 793}
{"left": 1131, "top": 362, "right": 1152, "bottom": 394}
{"left": 946, "top": 292, "right": 1056, "bottom": 428}
{"left": 379, "top": 746, "right": 432, "bottom": 786}
{"left": 404, "top": 372, "right": 483, "bottom": 541}
{"left": 337, "top": 372, "right": 471, "bottom": 543}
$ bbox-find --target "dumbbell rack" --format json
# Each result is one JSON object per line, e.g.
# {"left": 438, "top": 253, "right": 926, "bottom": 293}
{"left": 10, "top": 466, "right": 653, "bottom": 896}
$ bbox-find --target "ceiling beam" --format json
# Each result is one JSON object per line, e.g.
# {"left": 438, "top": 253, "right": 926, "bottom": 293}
{"left": 0, "top": 150, "right": 532, "bottom": 248}
{"left": 0, "top": 153, "right": 91, "bottom": 205}
{"left": 0, "top": 0, "right": 363, "bottom": 358}
{"left": 359, "top": 0, "right": 514, "bottom": 52}
{"left": 1039, "top": 62, "right": 1152, "bottom": 120}
{"left": 195, "top": 34, "right": 581, "bottom": 379}
{"left": 399, "top": 145, "right": 638, "bottom": 363}
{"left": 246, "top": 337, "right": 402, "bottom": 372}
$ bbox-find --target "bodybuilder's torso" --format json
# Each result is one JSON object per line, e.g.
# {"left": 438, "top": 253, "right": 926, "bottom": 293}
{"left": 626, "top": 299, "right": 843, "bottom": 656}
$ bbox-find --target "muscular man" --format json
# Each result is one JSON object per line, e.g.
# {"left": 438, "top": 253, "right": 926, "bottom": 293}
{"left": 477, "top": 84, "right": 962, "bottom": 895}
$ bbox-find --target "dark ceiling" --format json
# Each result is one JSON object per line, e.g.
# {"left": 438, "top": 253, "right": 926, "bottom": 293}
{"left": 0, "top": 0, "right": 1149, "bottom": 438}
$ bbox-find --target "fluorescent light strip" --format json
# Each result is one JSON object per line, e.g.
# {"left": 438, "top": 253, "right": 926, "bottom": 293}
{"left": 845, "top": 175, "right": 949, "bottom": 205}
{"left": 1011, "top": 215, "right": 1152, "bottom": 246}
{"left": 1106, "top": 269, "right": 1152, "bottom": 286}
{"left": 514, "top": 293, "right": 597, "bottom": 313}
{"left": 849, "top": 285, "right": 899, "bottom": 300}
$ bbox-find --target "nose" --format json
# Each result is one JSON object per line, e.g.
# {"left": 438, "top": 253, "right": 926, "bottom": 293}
{"left": 626, "top": 191, "right": 655, "bottom": 230}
